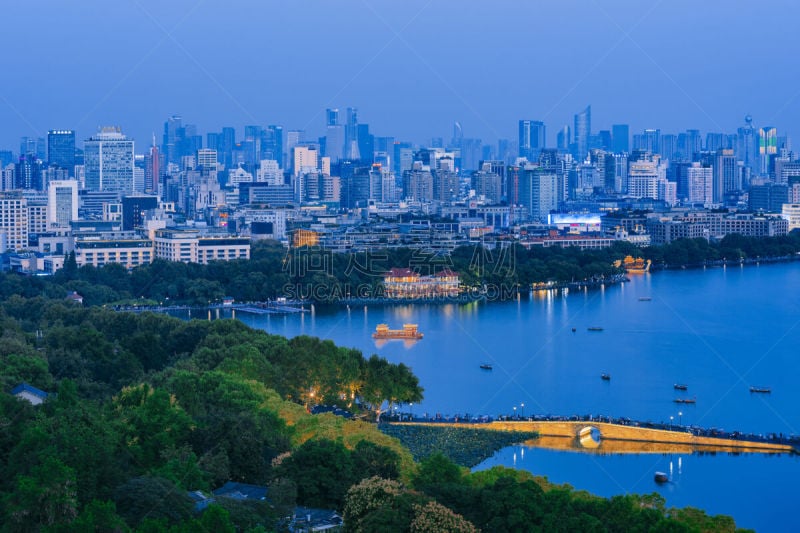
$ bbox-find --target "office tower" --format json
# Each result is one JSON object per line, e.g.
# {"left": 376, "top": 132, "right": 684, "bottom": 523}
{"left": 84, "top": 127, "right": 135, "bottom": 194}
{"left": 220, "top": 127, "right": 236, "bottom": 169}
{"left": 207, "top": 132, "right": 222, "bottom": 153}
{"left": 497, "top": 138, "right": 515, "bottom": 165}
{"left": 285, "top": 130, "right": 304, "bottom": 170}
{"left": 451, "top": 121, "right": 464, "bottom": 150}
{"left": 597, "top": 130, "right": 612, "bottom": 151}
{"left": 659, "top": 134, "right": 677, "bottom": 161}
{"left": 162, "top": 115, "right": 182, "bottom": 164}
{"left": 518, "top": 120, "right": 546, "bottom": 160}
{"left": 573, "top": 105, "right": 591, "bottom": 160}
{"left": 758, "top": 126, "right": 778, "bottom": 176}
{"left": 519, "top": 164, "right": 558, "bottom": 222}
{"left": 627, "top": 153, "right": 669, "bottom": 200}
{"left": 685, "top": 162, "right": 713, "bottom": 206}
{"left": 705, "top": 133, "right": 726, "bottom": 152}
{"left": 393, "top": 142, "right": 413, "bottom": 175}
{"left": 460, "top": 138, "right": 483, "bottom": 172}
{"left": 325, "top": 108, "right": 344, "bottom": 162}
{"left": 293, "top": 145, "right": 318, "bottom": 177}
{"left": 345, "top": 107, "right": 359, "bottom": 160}
{"left": 15, "top": 155, "right": 43, "bottom": 190}
{"left": 714, "top": 149, "right": 738, "bottom": 202}
{"left": 556, "top": 125, "right": 570, "bottom": 152}
{"left": 357, "top": 124, "right": 374, "bottom": 163}
{"left": 122, "top": 195, "right": 159, "bottom": 231}
{"left": 47, "top": 130, "right": 76, "bottom": 173}
{"left": 639, "top": 129, "right": 660, "bottom": 153}
{"left": 0, "top": 193, "right": 29, "bottom": 250}
{"left": 611, "top": 124, "right": 629, "bottom": 153}
{"left": 20, "top": 137, "right": 46, "bottom": 160}
{"left": 144, "top": 137, "right": 160, "bottom": 196}
{"left": 263, "top": 125, "right": 283, "bottom": 163}
{"left": 47, "top": 179, "right": 78, "bottom": 226}
{"left": 197, "top": 149, "right": 218, "bottom": 172}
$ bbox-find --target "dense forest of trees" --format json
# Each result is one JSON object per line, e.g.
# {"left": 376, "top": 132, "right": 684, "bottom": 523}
{"left": 3, "top": 231, "right": 799, "bottom": 306}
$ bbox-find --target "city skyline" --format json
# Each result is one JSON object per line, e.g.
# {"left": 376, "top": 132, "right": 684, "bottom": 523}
{"left": 1, "top": 0, "right": 799, "bottom": 149}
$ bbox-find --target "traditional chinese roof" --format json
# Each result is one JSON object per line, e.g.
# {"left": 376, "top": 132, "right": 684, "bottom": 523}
{"left": 386, "top": 267, "right": 417, "bottom": 277}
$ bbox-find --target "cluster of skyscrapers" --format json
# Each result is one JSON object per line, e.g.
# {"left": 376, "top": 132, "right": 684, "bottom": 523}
{"left": 0, "top": 104, "right": 797, "bottom": 268}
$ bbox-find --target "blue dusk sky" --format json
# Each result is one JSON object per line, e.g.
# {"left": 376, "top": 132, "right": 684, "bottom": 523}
{"left": 1, "top": 0, "right": 798, "bottom": 149}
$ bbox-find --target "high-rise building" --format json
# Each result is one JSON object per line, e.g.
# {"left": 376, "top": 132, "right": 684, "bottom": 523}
{"left": 47, "top": 179, "right": 79, "bottom": 227}
{"left": 556, "top": 126, "right": 570, "bottom": 152}
{"left": 325, "top": 108, "right": 344, "bottom": 162}
{"left": 714, "top": 149, "right": 738, "bottom": 202}
{"left": 0, "top": 193, "right": 29, "bottom": 250}
{"left": 685, "top": 162, "right": 713, "bottom": 206}
{"left": 737, "top": 116, "right": 759, "bottom": 175}
{"left": 573, "top": 106, "right": 591, "bottom": 160}
{"left": 84, "top": 127, "right": 135, "bottom": 195}
{"left": 15, "top": 154, "right": 43, "bottom": 190}
{"left": 122, "top": 195, "right": 159, "bottom": 231}
{"left": 518, "top": 120, "right": 546, "bottom": 160}
{"left": 162, "top": 115, "right": 182, "bottom": 164}
{"left": 758, "top": 126, "right": 778, "bottom": 176}
{"left": 47, "top": 130, "right": 76, "bottom": 173}
{"left": 357, "top": 124, "right": 374, "bottom": 164}
{"left": 345, "top": 107, "right": 359, "bottom": 160}
{"left": 519, "top": 164, "right": 558, "bottom": 222}
{"left": 293, "top": 145, "right": 318, "bottom": 177}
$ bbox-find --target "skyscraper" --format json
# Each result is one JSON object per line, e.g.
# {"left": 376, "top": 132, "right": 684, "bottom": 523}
{"left": 714, "top": 149, "right": 738, "bottom": 202}
{"left": 15, "top": 154, "right": 43, "bottom": 190}
{"left": 573, "top": 106, "right": 591, "bottom": 160}
{"left": 518, "top": 120, "right": 546, "bottom": 160}
{"left": 325, "top": 109, "right": 344, "bottom": 162}
{"left": 556, "top": 126, "right": 570, "bottom": 152}
{"left": 345, "top": 107, "right": 359, "bottom": 160}
{"left": 47, "top": 130, "right": 76, "bottom": 173}
{"left": 611, "top": 124, "right": 629, "bottom": 153}
{"left": 162, "top": 115, "right": 182, "bottom": 164}
{"left": 758, "top": 126, "right": 778, "bottom": 176}
{"left": 84, "top": 127, "right": 135, "bottom": 195}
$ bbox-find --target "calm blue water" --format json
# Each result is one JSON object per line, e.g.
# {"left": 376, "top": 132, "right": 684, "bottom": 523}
{"left": 220, "top": 263, "right": 800, "bottom": 531}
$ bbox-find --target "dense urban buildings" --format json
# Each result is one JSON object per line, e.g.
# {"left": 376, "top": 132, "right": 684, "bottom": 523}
{"left": 0, "top": 106, "right": 797, "bottom": 272}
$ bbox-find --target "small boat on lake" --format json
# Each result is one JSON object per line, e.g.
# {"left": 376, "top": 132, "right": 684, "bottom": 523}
{"left": 601, "top": 373, "right": 611, "bottom": 381}
{"left": 588, "top": 326, "right": 604, "bottom": 332}
{"left": 750, "top": 386, "right": 771, "bottom": 393}
{"left": 674, "top": 384, "right": 688, "bottom": 391}
{"left": 638, "top": 297, "right": 652, "bottom": 301}
{"left": 480, "top": 363, "right": 493, "bottom": 370}
{"left": 654, "top": 472, "right": 668, "bottom": 483}
{"left": 674, "top": 397, "right": 696, "bottom": 404}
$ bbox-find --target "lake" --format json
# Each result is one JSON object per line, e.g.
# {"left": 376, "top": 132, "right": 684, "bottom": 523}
{"left": 227, "top": 262, "right": 800, "bottom": 531}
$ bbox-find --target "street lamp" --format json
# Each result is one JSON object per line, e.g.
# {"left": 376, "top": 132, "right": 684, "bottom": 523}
{"left": 513, "top": 406, "right": 517, "bottom": 419}
{"left": 670, "top": 415, "right": 674, "bottom": 430}
{"left": 521, "top": 403, "right": 525, "bottom": 418}
{"left": 678, "top": 411, "right": 683, "bottom": 427}
{"left": 410, "top": 403, "right": 414, "bottom": 419}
